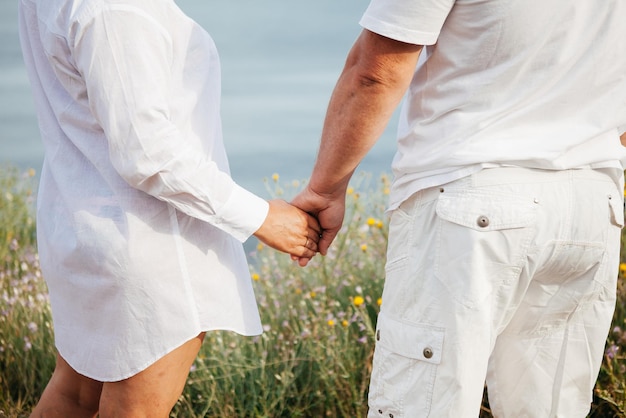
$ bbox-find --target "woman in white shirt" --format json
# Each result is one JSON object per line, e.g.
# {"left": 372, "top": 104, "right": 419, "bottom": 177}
{"left": 18, "top": 0, "right": 320, "bottom": 416}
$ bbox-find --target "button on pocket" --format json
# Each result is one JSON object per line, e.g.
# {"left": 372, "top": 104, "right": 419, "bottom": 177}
{"left": 477, "top": 216, "right": 489, "bottom": 228}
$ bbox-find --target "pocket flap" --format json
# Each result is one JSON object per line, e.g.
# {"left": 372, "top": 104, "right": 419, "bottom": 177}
{"left": 375, "top": 312, "right": 445, "bottom": 365}
{"left": 609, "top": 194, "right": 624, "bottom": 228}
{"left": 436, "top": 191, "right": 536, "bottom": 231}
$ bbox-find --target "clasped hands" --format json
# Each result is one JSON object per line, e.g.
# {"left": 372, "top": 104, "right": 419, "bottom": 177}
{"left": 253, "top": 185, "right": 345, "bottom": 267}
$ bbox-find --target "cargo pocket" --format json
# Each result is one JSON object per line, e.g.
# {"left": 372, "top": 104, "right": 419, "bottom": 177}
{"left": 368, "top": 312, "right": 444, "bottom": 418}
{"left": 434, "top": 189, "right": 537, "bottom": 309}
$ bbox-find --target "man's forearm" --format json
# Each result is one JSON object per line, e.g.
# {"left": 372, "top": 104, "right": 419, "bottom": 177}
{"left": 308, "top": 30, "right": 422, "bottom": 196}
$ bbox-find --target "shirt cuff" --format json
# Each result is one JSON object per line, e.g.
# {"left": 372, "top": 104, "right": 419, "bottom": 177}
{"left": 217, "top": 183, "right": 269, "bottom": 243}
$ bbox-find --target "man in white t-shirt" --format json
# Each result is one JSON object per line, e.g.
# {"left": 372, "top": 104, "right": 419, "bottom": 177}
{"left": 293, "top": 0, "right": 626, "bottom": 416}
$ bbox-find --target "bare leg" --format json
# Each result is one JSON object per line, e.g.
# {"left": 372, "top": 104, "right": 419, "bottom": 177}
{"left": 99, "top": 332, "right": 205, "bottom": 418}
{"left": 30, "top": 332, "right": 204, "bottom": 418}
{"left": 30, "top": 354, "right": 103, "bottom": 418}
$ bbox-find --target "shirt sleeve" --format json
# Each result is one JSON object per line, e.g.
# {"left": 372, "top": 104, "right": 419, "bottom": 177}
{"left": 70, "top": 5, "right": 268, "bottom": 242}
{"left": 359, "top": 0, "right": 456, "bottom": 45}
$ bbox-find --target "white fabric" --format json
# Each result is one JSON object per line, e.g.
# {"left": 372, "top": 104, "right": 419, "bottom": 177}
{"left": 359, "top": 0, "right": 626, "bottom": 211}
{"left": 369, "top": 167, "right": 624, "bottom": 417}
{"left": 18, "top": 0, "right": 267, "bottom": 381}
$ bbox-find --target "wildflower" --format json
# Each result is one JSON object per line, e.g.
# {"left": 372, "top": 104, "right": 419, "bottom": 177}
{"left": 310, "top": 291, "right": 317, "bottom": 298}
{"left": 28, "top": 322, "right": 38, "bottom": 333}
{"left": 353, "top": 296, "right": 365, "bottom": 307}
{"left": 367, "top": 218, "right": 376, "bottom": 226}
{"left": 257, "top": 242, "right": 264, "bottom": 251}
{"left": 606, "top": 344, "right": 619, "bottom": 359}
{"left": 360, "top": 244, "right": 368, "bottom": 252}
{"left": 295, "top": 288, "right": 302, "bottom": 295}
{"left": 251, "top": 273, "right": 260, "bottom": 281}
{"left": 620, "top": 263, "right": 626, "bottom": 275}
{"left": 272, "top": 173, "right": 279, "bottom": 182}
{"left": 347, "top": 187, "right": 354, "bottom": 195}
{"left": 377, "top": 297, "right": 382, "bottom": 306}
{"left": 24, "top": 337, "right": 32, "bottom": 351}
{"left": 292, "top": 179, "right": 300, "bottom": 188}
{"left": 342, "top": 320, "right": 349, "bottom": 327}
{"left": 327, "top": 319, "right": 336, "bottom": 327}
{"left": 376, "top": 220, "right": 384, "bottom": 229}
{"left": 357, "top": 336, "right": 368, "bottom": 344}
{"left": 28, "top": 168, "right": 36, "bottom": 177}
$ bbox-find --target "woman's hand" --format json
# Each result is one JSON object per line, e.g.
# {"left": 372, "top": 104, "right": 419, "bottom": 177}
{"left": 253, "top": 199, "right": 321, "bottom": 266}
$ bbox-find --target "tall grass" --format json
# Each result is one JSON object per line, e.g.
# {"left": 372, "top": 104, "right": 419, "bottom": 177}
{"left": 0, "top": 166, "right": 55, "bottom": 416}
{"left": 0, "top": 166, "right": 624, "bottom": 417}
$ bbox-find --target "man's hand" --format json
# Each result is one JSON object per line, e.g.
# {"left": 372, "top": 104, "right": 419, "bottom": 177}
{"left": 291, "top": 185, "right": 346, "bottom": 256}
{"left": 253, "top": 199, "right": 321, "bottom": 267}
{"left": 620, "top": 131, "right": 625, "bottom": 147}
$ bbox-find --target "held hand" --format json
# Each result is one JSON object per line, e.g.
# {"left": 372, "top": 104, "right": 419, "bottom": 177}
{"left": 291, "top": 185, "right": 346, "bottom": 256}
{"left": 253, "top": 199, "right": 321, "bottom": 267}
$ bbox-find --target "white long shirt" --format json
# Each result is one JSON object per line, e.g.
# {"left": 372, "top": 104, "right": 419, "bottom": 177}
{"left": 360, "top": 0, "right": 626, "bottom": 210}
{"left": 18, "top": 0, "right": 268, "bottom": 381}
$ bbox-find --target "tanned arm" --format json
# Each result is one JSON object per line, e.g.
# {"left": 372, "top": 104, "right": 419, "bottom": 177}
{"left": 292, "top": 30, "right": 422, "bottom": 254}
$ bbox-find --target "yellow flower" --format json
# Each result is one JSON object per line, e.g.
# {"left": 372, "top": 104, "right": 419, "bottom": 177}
{"left": 272, "top": 173, "right": 279, "bottom": 182}
{"left": 257, "top": 242, "right": 265, "bottom": 251}
{"left": 620, "top": 263, "right": 626, "bottom": 275}
{"left": 367, "top": 218, "right": 376, "bottom": 226}
{"left": 376, "top": 220, "right": 384, "bottom": 229}
{"left": 353, "top": 296, "right": 365, "bottom": 307}
{"left": 341, "top": 320, "right": 349, "bottom": 327}
{"left": 251, "top": 273, "right": 260, "bottom": 281}
{"left": 310, "top": 291, "right": 317, "bottom": 299}
{"left": 360, "top": 244, "right": 368, "bottom": 252}
{"left": 295, "top": 288, "right": 302, "bottom": 295}
{"left": 28, "top": 168, "right": 36, "bottom": 177}
{"left": 292, "top": 179, "right": 300, "bottom": 188}
{"left": 327, "top": 319, "right": 335, "bottom": 327}
{"left": 347, "top": 187, "right": 354, "bottom": 195}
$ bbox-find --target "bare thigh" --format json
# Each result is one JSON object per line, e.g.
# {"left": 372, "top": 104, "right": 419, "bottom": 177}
{"left": 99, "top": 332, "right": 205, "bottom": 418}
{"left": 30, "top": 354, "right": 103, "bottom": 418}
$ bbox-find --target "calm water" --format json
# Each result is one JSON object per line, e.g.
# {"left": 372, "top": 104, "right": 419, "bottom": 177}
{"left": 0, "top": 0, "right": 397, "bottom": 196}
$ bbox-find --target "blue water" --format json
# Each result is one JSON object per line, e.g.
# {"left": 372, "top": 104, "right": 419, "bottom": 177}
{"left": 0, "top": 0, "right": 397, "bottom": 196}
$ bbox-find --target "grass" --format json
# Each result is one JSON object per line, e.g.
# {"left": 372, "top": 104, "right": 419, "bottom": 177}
{"left": 0, "top": 166, "right": 625, "bottom": 417}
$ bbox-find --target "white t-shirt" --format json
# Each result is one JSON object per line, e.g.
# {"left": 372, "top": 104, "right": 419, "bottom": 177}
{"left": 360, "top": 0, "right": 626, "bottom": 210}
{"left": 19, "top": 0, "right": 267, "bottom": 381}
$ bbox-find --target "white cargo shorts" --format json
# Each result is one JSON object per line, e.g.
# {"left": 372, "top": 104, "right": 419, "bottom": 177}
{"left": 368, "top": 167, "right": 624, "bottom": 418}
